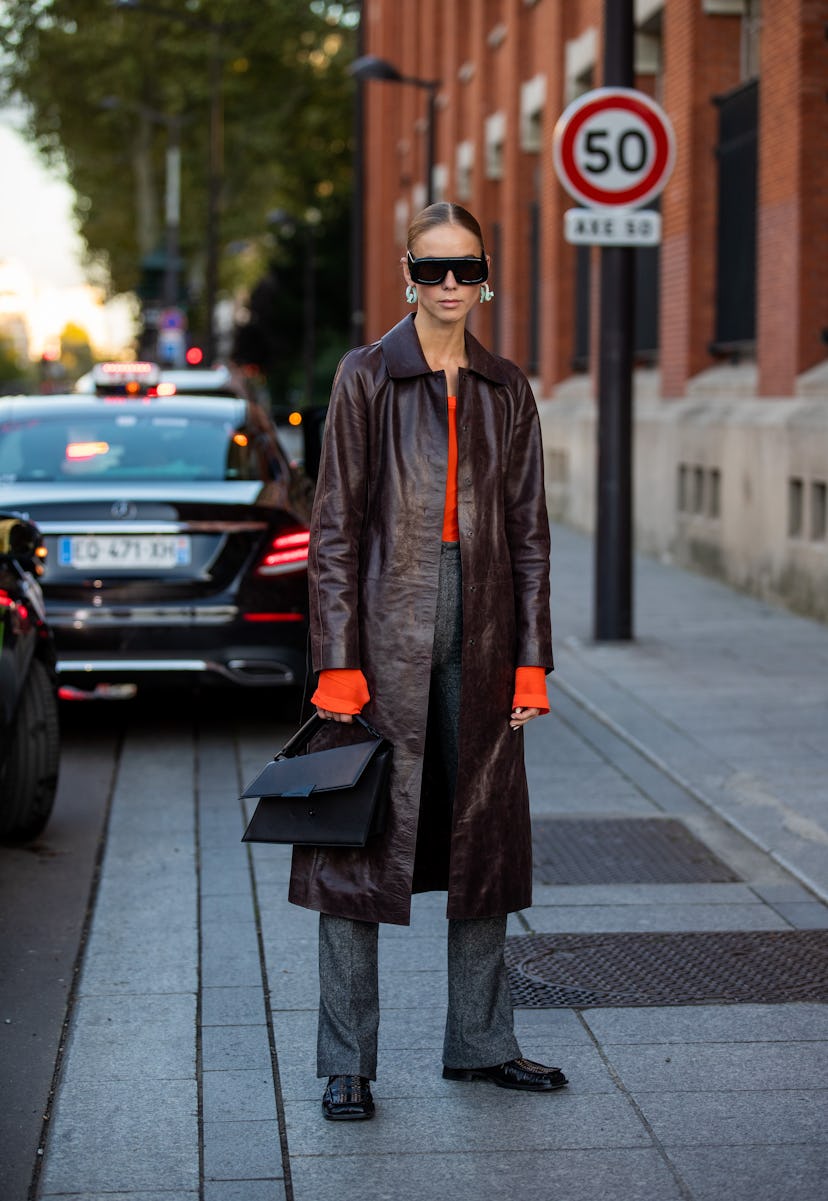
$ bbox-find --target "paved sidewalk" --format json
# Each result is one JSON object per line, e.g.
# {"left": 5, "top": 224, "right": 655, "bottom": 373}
{"left": 548, "top": 523, "right": 828, "bottom": 904}
{"left": 32, "top": 522, "right": 828, "bottom": 1201}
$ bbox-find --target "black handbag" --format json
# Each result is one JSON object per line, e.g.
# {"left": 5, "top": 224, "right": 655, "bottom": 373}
{"left": 240, "top": 714, "right": 392, "bottom": 847}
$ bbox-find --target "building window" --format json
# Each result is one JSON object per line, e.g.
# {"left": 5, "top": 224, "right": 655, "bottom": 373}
{"left": 564, "top": 28, "right": 597, "bottom": 104}
{"left": 484, "top": 111, "right": 506, "bottom": 180}
{"left": 487, "top": 21, "right": 507, "bottom": 49}
{"left": 636, "top": 2, "right": 664, "bottom": 102}
{"left": 678, "top": 464, "right": 689, "bottom": 512}
{"left": 635, "top": 0, "right": 665, "bottom": 22}
{"left": 394, "top": 199, "right": 410, "bottom": 249}
{"left": 455, "top": 142, "right": 474, "bottom": 202}
{"left": 702, "top": 1, "right": 748, "bottom": 12}
{"left": 811, "top": 481, "right": 827, "bottom": 542}
{"left": 711, "top": 80, "right": 758, "bottom": 358}
{"left": 741, "top": 0, "right": 762, "bottom": 81}
{"left": 788, "top": 477, "right": 804, "bottom": 538}
{"left": 708, "top": 468, "right": 721, "bottom": 519}
{"left": 520, "top": 75, "right": 546, "bottom": 153}
{"left": 432, "top": 164, "right": 449, "bottom": 205}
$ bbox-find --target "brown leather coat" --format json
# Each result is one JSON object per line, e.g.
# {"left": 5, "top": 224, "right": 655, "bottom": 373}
{"left": 289, "top": 314, "right": 552, "bottom": 925}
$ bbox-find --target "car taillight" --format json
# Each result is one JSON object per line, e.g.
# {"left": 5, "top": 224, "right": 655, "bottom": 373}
{"left": 255, "top": 529, "right": 310, "bottom": 576}
{"left": 243, "top": 612, "right": 305, "bottom": 622}
{"left": 0, "top": 590, "right": 27, "bottom": 620}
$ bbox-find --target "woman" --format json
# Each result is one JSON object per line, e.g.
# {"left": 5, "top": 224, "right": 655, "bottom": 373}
{"left": 289, "top": 202, "right": 567, "bottom": 1121}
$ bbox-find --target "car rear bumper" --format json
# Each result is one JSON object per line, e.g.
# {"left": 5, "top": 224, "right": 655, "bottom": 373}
{"left": 56, "top": 653, "right": 303, "bottom": 688}
{"left": 43, "top": 595, "right": 309, "bottom": 690}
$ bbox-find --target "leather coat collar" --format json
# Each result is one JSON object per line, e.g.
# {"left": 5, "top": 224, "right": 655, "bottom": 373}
{"left": 380, "top": 313, "right": 509, "bottom": 385}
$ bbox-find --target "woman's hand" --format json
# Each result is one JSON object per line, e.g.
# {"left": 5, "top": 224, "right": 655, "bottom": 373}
{"left": 315, "top": 707, "right": 354, "bottom": 723}
{"left": 510, "top": 706, "right": 540, "bottom": 730}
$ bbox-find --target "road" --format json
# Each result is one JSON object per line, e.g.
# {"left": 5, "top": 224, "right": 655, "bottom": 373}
{"left": 0, "top": 687, "right": 300, "bottom": 1201}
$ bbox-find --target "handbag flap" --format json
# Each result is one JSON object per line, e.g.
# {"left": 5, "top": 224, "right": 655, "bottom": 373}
{"left": 241, "top": 738, "right": 383, "bottom": 800}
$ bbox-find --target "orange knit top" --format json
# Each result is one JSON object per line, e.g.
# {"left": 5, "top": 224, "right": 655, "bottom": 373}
{"left": 311, "top": 396, "right": 549, "bottom": 715}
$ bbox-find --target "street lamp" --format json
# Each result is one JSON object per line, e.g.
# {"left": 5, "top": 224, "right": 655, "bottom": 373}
{"left": 349, "top": 55, "right": 440, "bottom": 206}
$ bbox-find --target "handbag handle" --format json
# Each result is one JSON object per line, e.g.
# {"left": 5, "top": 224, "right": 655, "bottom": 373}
{"left": 275, "top": 712, "right": 383, "bottom": 761}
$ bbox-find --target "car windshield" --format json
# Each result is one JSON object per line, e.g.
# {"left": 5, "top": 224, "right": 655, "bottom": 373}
{"left": 0, "top": 410, "right": 264, "bottom": 483}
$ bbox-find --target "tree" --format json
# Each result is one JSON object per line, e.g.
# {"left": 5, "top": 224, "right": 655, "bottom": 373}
{"left": 59, "top": 321, "right": 94, "bottom": 381}
{"left": 0, "top": 0, "right": 357, "bottom": 364}
{"left": 0, "top": 333, "right": 26, "bottom": 387}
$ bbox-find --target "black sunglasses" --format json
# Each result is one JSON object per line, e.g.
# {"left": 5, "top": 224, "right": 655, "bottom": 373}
{"left": 406, "top": 251, "right": 489, "bottom": 287}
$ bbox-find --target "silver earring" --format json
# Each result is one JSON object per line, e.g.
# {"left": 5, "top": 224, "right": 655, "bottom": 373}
{"left": 479, "top": 283, "right": 494, "bottom": 304}
{"left": 405, "top": 283, "right": 418, "bottom": 305}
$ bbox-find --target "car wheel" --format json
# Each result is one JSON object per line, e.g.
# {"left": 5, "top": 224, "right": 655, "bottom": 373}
{"left": 0, "top": 658, "right": 60, "bottom": 843}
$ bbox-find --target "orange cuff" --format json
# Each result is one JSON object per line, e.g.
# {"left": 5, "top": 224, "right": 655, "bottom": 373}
{"left": 311, "top": 668, "right": 371, "bottom": 715}
{"left": 512, "top": 665, "right": 549, "bottom": 714}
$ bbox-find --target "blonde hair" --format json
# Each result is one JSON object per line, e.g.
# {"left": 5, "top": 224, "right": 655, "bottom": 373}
{"left": 406, "top": 202, "right": 485, "bottom": 255}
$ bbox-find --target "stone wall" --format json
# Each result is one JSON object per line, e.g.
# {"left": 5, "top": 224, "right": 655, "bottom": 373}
{"left": 537, "top": 368, "right": 828, "bottom": 622}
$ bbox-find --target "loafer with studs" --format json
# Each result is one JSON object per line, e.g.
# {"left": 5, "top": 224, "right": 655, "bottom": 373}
{"left": 321, "top": 1074, "right": 375, "bottom": 1120}
{"left": 443, "top": 1057, "right": 568, "bottom": 1092}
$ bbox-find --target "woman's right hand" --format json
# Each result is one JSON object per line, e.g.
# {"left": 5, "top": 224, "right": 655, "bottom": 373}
{"left": 315, "top": 707, "right": 354, "bottom": 723}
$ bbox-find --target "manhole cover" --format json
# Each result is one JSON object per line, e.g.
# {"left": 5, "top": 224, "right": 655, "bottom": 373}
{"left": 506, "top": 930, "right": 828, "bottom": 1008}
{"left": 532, "top": 817, "right": 740, "bottom": 885}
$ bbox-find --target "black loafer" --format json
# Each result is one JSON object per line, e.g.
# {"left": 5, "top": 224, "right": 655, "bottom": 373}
{"left": 322, "top": 1074, "right": 375, "bottom": 1120}
{"left": 443, "top": 1057, "right": 568, "bottom": 1092}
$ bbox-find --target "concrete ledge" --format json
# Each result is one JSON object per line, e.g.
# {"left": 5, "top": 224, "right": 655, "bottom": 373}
{"left": 537, "top": 380, "right": 828, "bottom": 622}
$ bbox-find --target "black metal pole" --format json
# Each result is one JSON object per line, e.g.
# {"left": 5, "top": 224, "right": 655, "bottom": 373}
{"left": 350, "top": 4, "right": 365, "bottom": 347}
{"left": 204, "top": 37, "right": 223, "bottom": 364}
{"left": 594, "top": 0, "right": 635, "bottom": 641}
{"left": 425, "top": 84, "right": 436, "bottom": 205}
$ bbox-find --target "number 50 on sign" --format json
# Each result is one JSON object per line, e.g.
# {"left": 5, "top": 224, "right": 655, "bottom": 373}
{"left": 552, "top": 87, "right": 676, "bottom": 244}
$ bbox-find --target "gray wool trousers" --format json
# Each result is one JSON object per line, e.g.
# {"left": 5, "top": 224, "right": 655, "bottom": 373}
{"left": 317, "top": 543, "right": 521, "bottom": 1080}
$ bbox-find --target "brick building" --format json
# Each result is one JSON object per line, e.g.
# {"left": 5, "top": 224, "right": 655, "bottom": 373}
{"left": 358, "top": 0, "right": 828, "bottom": 620}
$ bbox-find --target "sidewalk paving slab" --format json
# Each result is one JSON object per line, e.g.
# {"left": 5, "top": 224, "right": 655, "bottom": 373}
{"left": 288, "top": 1148, "right": 686, "bottom": 1201}
{"left": 31, "top": 520, "right": 828, "bottom": 1201}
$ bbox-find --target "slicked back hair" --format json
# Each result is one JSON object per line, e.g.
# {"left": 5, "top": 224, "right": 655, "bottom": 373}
{"left": 406, "top": 202, "right": 485, "bottom": 256}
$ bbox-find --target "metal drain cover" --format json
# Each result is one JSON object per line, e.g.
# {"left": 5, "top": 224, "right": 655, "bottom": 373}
{"left": 532, "top": 818, "right": 741, "bottom": 885}
{"left": 506, "top": 930, "right": 828, "bottom": 1007}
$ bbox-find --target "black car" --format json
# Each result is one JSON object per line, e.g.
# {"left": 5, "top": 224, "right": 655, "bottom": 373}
{"left": 0, "top": 514, "right": 60, "bottom": 842}
{"left": 0, "top": 373, "right": 314, "bottom": 696}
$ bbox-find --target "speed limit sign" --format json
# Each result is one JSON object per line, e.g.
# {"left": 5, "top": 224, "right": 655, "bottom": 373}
{"left": 553, "top": 87, "right": 676, "bottom": 210}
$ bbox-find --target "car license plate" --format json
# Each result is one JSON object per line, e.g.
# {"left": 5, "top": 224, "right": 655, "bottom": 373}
{"left": 59, "top": 534, "right": 191, "bottom": 569}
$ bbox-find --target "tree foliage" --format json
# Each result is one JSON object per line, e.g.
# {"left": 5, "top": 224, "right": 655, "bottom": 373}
{"left": 0, "top": 0, "right": 358, "bottom": 371}
{"left": 59, "top": 320, "right": 94, "bottom": 379}
{"left": 0, "top": 333, "right": 26, "bottom": 385}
